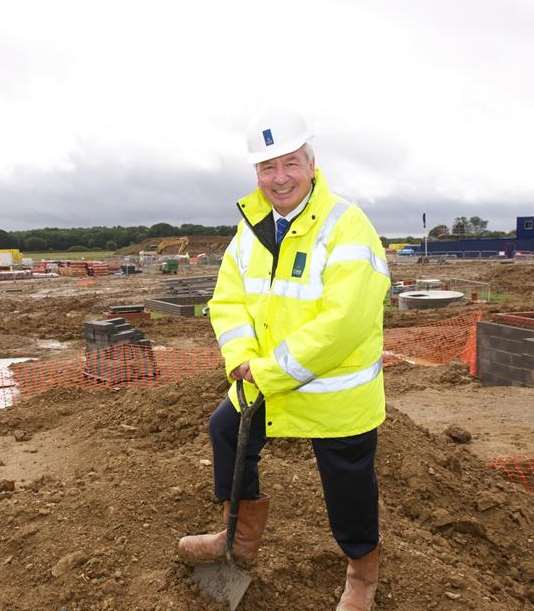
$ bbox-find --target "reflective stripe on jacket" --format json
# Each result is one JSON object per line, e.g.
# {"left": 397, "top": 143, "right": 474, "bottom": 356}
{"left": 208, "top": 168, "right": 390, "bottom": 438}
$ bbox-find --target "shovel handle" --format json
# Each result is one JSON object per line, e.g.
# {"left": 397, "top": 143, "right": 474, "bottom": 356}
{"left": 226, "top": 379, "right": 264, "bottom": 560}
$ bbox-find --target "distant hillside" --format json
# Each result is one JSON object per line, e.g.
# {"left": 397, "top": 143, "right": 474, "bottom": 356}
{"left": 115, "top": 234, "right": 232, "bottom": 256}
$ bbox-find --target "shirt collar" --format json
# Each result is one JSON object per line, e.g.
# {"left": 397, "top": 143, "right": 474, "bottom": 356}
{"left": 272, "top": 187, "right": 313, "bottom": 225}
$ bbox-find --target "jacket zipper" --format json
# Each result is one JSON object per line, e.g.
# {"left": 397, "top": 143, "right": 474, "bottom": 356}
{"left": 236, "top": 203, "right": 279, "bottom": 287}
{"left": 235, "top": 180, "right": 316, "bottom": 288}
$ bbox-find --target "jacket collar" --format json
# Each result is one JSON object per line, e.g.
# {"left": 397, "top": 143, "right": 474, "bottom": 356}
{"left": 236, "top": 168, "right": 335, "bottom": 237}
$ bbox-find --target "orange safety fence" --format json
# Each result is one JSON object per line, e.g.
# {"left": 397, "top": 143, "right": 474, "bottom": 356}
{"left": 0, "top": 345, "right": 223, "bottom": 408}
{"left": 0, "top": 310, "right": 482, "bottom": 408}
{"left": 489, "top": 456, "right": 534, "bottom": 493}
{"left": 383, "top": 310, "right": 482, "bottom": 374}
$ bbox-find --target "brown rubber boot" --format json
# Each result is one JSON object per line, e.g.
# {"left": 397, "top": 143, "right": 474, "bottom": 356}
{"left": 177, "top": 495, "right": 269, "bottom": 566}
{"left": 336, "top": 543, "right": 380, "bottom": 611}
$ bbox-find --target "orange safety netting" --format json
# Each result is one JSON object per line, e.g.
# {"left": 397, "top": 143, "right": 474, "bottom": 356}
{"left": 0, "top": 345, "right": 222, "bottom": 407}
{"left": 489, "top": 456, "right": 534, "bottom": 493}
{"left": 383, "top": 310, "right": 482, "bottom": 374}
{"left": 0, "top": 310, "right": 482, "bottom": 407}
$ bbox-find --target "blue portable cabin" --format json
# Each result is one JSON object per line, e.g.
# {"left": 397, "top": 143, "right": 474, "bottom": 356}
{"left": 516, "top": 216, "right": 534, "bottom": 240}
{"left": 414, "top": 217, "right": 534, "bottom": 257}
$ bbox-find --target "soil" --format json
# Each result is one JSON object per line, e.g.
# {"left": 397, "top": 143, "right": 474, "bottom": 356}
{"left": 0, "top": 256, "right": 533, "bottom": 610}
{"left": 386, "top": 361, "right": 534, "bottom": 460}
{"left": 1, "top": 373, "right": 533, "bottom": 611}
{"left": 116, "top": 235, "right": 232, "bottom": 257}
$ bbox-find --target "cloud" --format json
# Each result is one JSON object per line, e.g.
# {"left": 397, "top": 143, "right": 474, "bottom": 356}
{"left": 1, "top": 0, "right": 533, "bottom": 234}
{"left": 0, "top": 151, "right": 251, "bottom": 230}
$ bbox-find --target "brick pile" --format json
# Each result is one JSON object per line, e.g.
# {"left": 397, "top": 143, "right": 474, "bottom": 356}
{"left": 59, "top": 261, "right": 88, "bottom": 277}
{"left": 105, "top": 305, "right": 150, "bottom": 323}
{"left": 87, "top": 262, "right": 111, "bottom": 276}
{"left": 84, "top": 318, "right": 155, "bottom": 384}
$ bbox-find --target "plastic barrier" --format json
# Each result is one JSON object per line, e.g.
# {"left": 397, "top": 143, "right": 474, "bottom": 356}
{"left": 0, "top": 345, "right": 222, "bottom": 407}
{"left": 383, "top": 310, "right": 482, "bottom": 371}
{"left": 489, "top": 456, "right": 534, "bottom": 493}
{"left": 1, "top": 310, "right": 482, "bottom": 407}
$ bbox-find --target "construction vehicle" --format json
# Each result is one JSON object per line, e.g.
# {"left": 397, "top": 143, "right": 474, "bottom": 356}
{"left": 161, "top": 259, "right": 179, "bottom": 274}
{"left": 156, "top": 237, "right": 189, "bottom": 255}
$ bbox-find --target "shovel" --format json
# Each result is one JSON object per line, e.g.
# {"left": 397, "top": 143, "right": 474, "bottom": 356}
{"left": 192, "top": 379, "right": 265, "bottom": 610}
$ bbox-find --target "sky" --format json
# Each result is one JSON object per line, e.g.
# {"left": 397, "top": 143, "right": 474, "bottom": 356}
{"left": 1, "top": 0, "right": 533, "bottom": 236}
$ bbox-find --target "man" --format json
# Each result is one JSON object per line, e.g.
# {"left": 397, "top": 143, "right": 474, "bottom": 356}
{"left": 178, "top": 109, "right": 390, "bottom": 610}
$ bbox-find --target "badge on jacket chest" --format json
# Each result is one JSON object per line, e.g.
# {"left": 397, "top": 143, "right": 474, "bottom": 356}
{"left": 291, "top": 252, "right": 307, "bottom": 277}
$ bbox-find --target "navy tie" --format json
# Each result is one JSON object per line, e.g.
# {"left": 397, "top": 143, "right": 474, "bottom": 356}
{"left": 276, "top": 218, "right": 290, "bottom": 245}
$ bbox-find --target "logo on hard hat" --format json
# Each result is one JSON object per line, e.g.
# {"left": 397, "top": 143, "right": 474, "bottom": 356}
{"left": 262, "top": 129, "right": 274, "bottom": 146}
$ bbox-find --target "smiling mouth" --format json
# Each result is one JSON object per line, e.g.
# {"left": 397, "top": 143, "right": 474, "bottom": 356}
{"left": 273, "top": 187, "right": 293, "bottom": 196}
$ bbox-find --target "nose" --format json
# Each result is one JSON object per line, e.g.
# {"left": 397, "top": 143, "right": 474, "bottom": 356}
{"left": 273, "top": 165, "right": 289, "bottom": 183}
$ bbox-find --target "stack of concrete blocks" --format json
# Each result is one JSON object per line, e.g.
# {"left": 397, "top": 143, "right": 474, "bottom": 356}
{"left": 477, "top": 320, "right": 534, "bottom": 387}
{"left": 145, "top": 274, "right": 217, "bottom": 316}
{"left": 84, "top": 318, "right": 158, "bottom": 384}
{"left": 105, "top": 304, "right": 150, "bottom": 323}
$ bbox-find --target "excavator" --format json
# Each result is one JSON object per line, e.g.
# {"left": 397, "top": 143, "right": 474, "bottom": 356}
{"left": 156, "top": 237, "right": 189, "bottom": 255}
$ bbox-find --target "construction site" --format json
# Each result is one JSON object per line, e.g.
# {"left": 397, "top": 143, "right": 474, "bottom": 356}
{"left": 0, "top": 243, "right": 533, "bottom": 611}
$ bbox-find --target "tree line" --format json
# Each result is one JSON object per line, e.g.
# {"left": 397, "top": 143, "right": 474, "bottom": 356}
{"left": 427, "top": 216, "right": 515, "bottom": 240}
{"left": 0, "top": 222, "right": 237, "bottom": 252}
{"left": 381, "top": 216, "right": 515, "bottom": 246}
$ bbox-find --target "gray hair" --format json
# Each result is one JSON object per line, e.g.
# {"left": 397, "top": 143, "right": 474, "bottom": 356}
{"left": 255, "top": 142, "right": 315, "bottom": 170}
{"left": 302, "top": 142, "right": 315, "bottom": 162}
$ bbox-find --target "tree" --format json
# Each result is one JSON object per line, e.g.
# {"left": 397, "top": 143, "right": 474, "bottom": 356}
{"left": 428, "top": 224, "right": 449, "bottom": 239}
{"left": 452, "top": 216, "right": 469, "bottom": 235}
{"left": 148, "top": 222, "right": 176, "bottom": 237}
{"left": 468, "top": 216, "right": 488, "bottom": 235}
{"left": 24, "top": 236, "right": 47, "bottom": 251}
{"left": 0, "top": 229, "right": 18, "bottom": 248}
{"left": 105, "top": 240, "right": 118, "bottom": 251}
{"left": 452, "top": 216, "right": 489, "bottom": 236}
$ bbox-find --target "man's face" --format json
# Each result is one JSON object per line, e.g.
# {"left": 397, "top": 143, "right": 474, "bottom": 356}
{"left": 256, "top": 146, "right": 315, "bottom": 215}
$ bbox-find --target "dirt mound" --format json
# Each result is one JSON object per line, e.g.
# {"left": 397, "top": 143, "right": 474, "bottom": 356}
{"left": 478, "top": 263, "right": 534, "bottom": 297}
{"left": 137, "top": 316, "right": 217, "bottom": 345}
{"left": 117, "top": 235, "right": 232, "bottom": 257}
{"left": 384, "top": 361, "right": 473, "bottom": 395}
{"left": 384, "top": 303, "right": 481, "bottom": 329}
{"left": 0, "top": 295, "right": 101, "bottom": 341}
{"left": 0, "top": 370, "right": 533, "bottom": 610}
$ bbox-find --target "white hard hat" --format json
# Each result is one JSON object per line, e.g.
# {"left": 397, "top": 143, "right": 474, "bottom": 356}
{"left": 246, "top": 108, "right": 313, "bottom": 164}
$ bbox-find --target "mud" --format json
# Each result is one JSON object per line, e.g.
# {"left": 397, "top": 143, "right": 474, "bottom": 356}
{"left": 0, "top": 372, "right": 533, "bottom": 611}
{"left": 0, "top": 259, "right": 533, "bottom": 610}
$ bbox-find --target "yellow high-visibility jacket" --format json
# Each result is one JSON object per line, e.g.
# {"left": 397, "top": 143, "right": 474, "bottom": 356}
{"left": 208, "top": 168, "right": 390, "bottom": 438}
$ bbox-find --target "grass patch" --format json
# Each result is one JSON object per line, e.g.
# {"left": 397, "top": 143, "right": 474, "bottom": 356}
{"left": 149, "top": 305, "right": 207, "bottom": 319}
{"left": 489, "top": 291, "right": 508, "bottom": 304}
{"left": 23, "top": 250, "right": 113, "bottom": 260}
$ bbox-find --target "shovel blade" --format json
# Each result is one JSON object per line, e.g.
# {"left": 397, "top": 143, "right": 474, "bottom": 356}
{"left": 192, "top": 562, "right": 252, "bottom": 611}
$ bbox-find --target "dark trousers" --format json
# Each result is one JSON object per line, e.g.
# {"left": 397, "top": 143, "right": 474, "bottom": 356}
{"left": 208, "top": 397, "right": 379, "bottom": 559}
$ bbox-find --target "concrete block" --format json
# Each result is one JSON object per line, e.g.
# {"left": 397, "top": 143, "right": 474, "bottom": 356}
{"left": 492, "top": 349, "right": 534, "bottom": 369}
{"left": 487, "top": 336, "right": 524, "bottom": 353}
{"left": 476, "top": 356, "right": 493, "bottom": 376}
{"left": 523, "top": 338, "right": 534, "bottom": 357}
{"left": 106, "top": 317, "right": 127, "bottom": 326}
{"left": 480, "top": 372, "right": 511, "bottom": 386}
{"left": 110, "top": 330, "right": 137, "bottom": 344}
{"left": 113, "top": 323, "right": 133, "bottom": 334}
{"left": 84, "top": 321, "right": 116, "bottom": 335}
{"left": 478, "top": 320, "right": 534, "bottom": 342}
{"left": 110, "top": 304, "right": 144, "bottom": 313}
